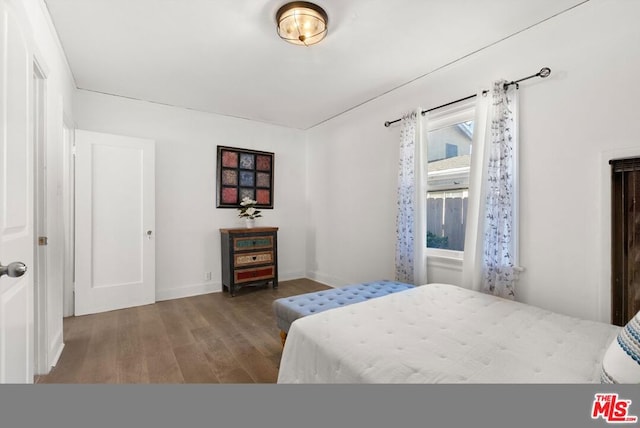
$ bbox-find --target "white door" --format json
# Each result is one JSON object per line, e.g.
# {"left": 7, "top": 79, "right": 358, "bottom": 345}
{"left": 74, "top": 130, "right": 155, "bottom": 316}
{"left": 0, "top": 0, "right": 34, "bottom": 383}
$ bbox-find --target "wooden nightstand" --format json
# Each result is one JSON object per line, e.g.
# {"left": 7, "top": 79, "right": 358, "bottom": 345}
{"left": 220, "top": 227, "right": 278, "bottom": 296}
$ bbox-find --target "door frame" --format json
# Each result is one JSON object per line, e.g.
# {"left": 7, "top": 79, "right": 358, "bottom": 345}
{"left": 62, "top": 114, "right": 75, "bottom": 317}
{"left": 32, "top": 54, "right": 49, "bottom": 375}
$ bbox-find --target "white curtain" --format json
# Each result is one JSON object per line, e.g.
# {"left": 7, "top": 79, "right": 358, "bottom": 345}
{"left": 395, "top": 110, "right": 425, "bottom": 285}
{"left": 462, "top": 82, "right": 519, "bottom": 299}
{"left": 462, "top": 90, "right": 491, "bottom": 291}
{"left": 482, "top": 80, "right": 519, "bottom": 298}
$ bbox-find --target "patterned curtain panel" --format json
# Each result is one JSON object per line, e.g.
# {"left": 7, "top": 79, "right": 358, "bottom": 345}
{"left": 395, "top": 112, "right": 417, "bottom": 284}
{"left": 482, "top": 81, "right": 519, "bottom": 298}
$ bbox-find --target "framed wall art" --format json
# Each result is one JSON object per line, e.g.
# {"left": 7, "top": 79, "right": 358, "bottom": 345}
{"left": 216, "top": 145, "right": 274, "bottom": 209}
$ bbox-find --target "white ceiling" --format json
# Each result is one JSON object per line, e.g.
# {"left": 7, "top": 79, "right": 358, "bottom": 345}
{"left": 44, "top": 0, "right": 586, "bottom": 130}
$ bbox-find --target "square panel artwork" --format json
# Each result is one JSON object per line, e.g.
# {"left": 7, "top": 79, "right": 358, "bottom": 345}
{"left": 217, "top": 146, "right": 274, "bottom": 208}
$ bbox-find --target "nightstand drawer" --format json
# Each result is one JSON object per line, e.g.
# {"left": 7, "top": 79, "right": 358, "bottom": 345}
{"left": 234, "top": 251, "right": 274, "bottom": 267}
{"left": 233, "top": 236, "right": 274, "bottom": 251}
{"left": 234, "top": 266, "right": 275, "bottom": 284}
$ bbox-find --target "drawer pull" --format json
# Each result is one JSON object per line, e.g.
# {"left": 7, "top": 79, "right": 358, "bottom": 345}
{"left": 252, "top": 256, "right": 257, "bottom": 261}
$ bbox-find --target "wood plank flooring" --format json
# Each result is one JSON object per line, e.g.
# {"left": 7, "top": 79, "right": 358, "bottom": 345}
{"left": 37, "top": 278, "right": 329, "bottom": 384}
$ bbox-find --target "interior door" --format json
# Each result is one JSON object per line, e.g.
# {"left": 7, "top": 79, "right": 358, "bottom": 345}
{"left": 74, "top": 130, "right": 155, "bottom": 316}
{"left": 0, "top": 0, "right": 34, "bottom": 383}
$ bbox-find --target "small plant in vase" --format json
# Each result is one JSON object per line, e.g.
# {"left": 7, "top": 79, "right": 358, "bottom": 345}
{"left": 238, "top": 197, "right": 262, "bottom": 228}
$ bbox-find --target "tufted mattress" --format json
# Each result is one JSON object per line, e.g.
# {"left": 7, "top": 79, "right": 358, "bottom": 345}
{"left": 277, "top": 283, "right": 621, "bottom": 383}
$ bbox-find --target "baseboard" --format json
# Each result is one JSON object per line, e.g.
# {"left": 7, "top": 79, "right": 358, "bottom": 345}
{"left": 155, "top": 281, "right": 222, "bottom": 302}
{"left": 279, "top": 270, "right": 307, "bottom": 282}
{"left": 49, "top": 330, "right": 65, "bottom": 369}
{"left": 305, "top": 271, "right": 349, "bottom": 288}
{"left": 155, "top": 270, "right": 308, "bottom": 301}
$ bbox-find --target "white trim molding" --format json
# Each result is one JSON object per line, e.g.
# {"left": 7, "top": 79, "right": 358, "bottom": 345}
{"left": 427, "top": 255, "right": 464, "bottom": 272}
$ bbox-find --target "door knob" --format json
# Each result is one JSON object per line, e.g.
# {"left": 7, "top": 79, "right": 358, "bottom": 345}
{"left": 0, "top": 261, "right": 27, "bottom": 278}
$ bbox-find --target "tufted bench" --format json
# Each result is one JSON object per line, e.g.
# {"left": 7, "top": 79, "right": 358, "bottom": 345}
{"left": 273, "top": 280, "right": 414, "bottom": 345}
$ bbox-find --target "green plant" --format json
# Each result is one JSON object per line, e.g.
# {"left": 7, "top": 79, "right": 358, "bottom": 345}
{"left": 427, "top": 231, "right": 449, "bottom": 249}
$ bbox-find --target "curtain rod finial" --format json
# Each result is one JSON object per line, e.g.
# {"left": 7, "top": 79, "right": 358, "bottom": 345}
{"left": 539, "top": 67, "right": 551, "bottom": 78}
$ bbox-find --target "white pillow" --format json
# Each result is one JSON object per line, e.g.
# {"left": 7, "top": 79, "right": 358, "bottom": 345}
{"left": 601, "top": 311, "right": 640, "bottom": 383}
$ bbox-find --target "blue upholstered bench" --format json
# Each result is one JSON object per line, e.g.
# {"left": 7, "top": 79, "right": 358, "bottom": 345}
{"left": 273, "top": 280, "right": 414, "bottom": 345}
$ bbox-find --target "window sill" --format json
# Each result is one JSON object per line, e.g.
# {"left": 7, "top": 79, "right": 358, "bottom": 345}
{"left": 426, "top": 252, "right": 463, "bottom": 272}
{"left": 426, "top": 248, "right": 463, "bottom": 261}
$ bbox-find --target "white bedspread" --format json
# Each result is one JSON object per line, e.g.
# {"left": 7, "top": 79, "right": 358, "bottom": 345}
{"left": 277, "top": 283, "right": 620, "bottom": 383}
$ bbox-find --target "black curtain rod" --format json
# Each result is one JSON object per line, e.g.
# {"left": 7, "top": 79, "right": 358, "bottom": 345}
{"left": 384, "top": 67, "right": 551, "bottom": 127}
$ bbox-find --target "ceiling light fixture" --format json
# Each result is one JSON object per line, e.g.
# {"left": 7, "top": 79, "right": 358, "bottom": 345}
{"left": 276, "top": 2, "right": 328, "bottom": 46}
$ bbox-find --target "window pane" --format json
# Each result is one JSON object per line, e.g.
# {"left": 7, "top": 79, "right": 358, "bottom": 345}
{"left": 426, "top": 190, "right": 468, "bottom": 251}
{"left": 427, "top": 121, "right": 473, "bottom": 163}
{"left": 426, "top": 120, "right": 473, "bottom": 251}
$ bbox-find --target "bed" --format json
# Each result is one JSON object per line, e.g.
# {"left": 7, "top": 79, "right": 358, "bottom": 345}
{"left": 277, "top": 283, "right": 623, "bottom": 383}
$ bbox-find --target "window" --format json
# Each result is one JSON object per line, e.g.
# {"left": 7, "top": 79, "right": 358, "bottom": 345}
{"left": 445, "top": 143, "right": 458, "bottom": 158}
{"left": 424, "top": 100, "right": 475, "bottom": 254}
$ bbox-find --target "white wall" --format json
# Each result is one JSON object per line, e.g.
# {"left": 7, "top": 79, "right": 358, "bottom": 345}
{"left": 305, "top": 0, "right": 640, "bottom": 322}
{"left": 73, "top": 90, "right": 308, "bottom": 301}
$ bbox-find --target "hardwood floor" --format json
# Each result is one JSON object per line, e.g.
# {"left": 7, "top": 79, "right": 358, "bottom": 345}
{"left": 37, "top": 278, "right": 329, "bottom": 384}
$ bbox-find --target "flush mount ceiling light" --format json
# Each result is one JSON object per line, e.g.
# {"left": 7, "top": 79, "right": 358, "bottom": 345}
{"left": 276, "top": 2, "right": 328, "bottom": 46}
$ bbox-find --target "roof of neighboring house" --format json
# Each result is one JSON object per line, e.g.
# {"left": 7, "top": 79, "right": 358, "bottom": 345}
{"left": 428, "top": 154, "right": 471, "bottom": 172}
